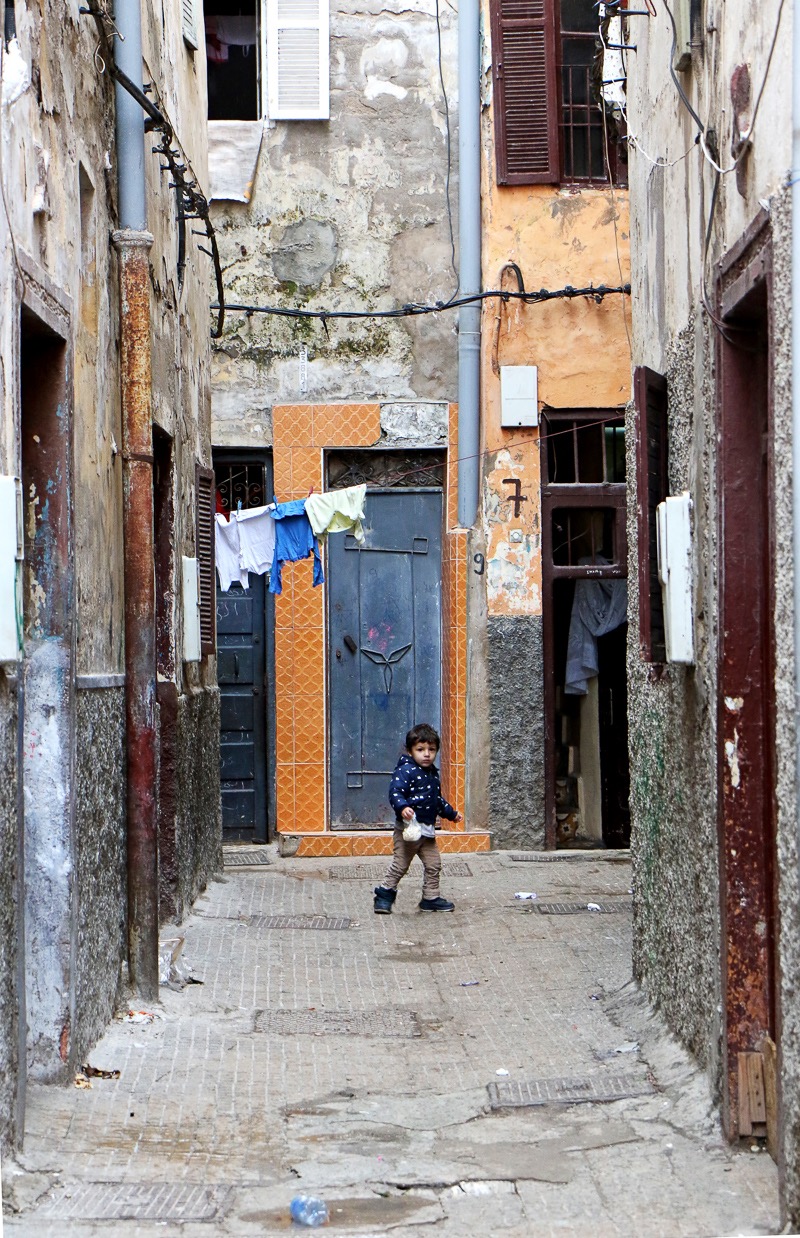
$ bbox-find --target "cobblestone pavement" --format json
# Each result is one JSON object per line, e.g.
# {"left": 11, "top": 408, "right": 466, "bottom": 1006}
{"left": 4, "top": 849, "right": 779, "bottom": 1236}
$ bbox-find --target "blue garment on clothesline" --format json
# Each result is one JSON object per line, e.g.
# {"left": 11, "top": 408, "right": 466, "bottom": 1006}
{"left": 268, "top": 497, "right": 324, "bottom": 595}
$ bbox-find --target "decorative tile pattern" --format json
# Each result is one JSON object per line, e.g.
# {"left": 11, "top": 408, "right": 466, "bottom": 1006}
{"left": 271, "top": 400, "right": 471, "bottom": 846}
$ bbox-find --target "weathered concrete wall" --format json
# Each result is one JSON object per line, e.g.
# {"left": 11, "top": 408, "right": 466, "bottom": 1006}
{"left": 626, "top": 318, "right": 722, "bottom": 1077}
{"left": 73, "top": 688, "right": 126, "bottom": 1065}
{"left": 210, "top": 0, "right": 459, "bottom": 445}
{"left": 487, "top": 616, "right": 545, "bottom": 849}
{"left": 627, "top": 0, "right": 799, "bottom": 1219}
{"left": 478, "top": 0, "right": 631, "bottom": 847}
{"left": 0, "top": 671, "right": 20, "bottom": 1150}
{"left": 159, "top": 683, "right": 222, "bottom": 924}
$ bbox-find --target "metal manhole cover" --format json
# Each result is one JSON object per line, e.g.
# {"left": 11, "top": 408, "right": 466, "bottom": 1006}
{"left": 329, "top": 861, "right": 472, "bottom": 880}
{"left": 36, "top": 1183, "right": 232, "bottom": 1221}
{"left": 533, "top": 902, "right": 632, "bottom": 915}
{"left": 488, "top": 1073, "right": 654, "bottom": 1108}
{"left": 249, "top": 914, "right": 352, "bottom": 930}
{"left": 511, "top": 852, "right": 630, "bottom": 863}
{"left": 223, "top": 849, "right": 271, "bottom": 867}
{"left": 256, "top": 1008, "right": 420, "bottom": 1037}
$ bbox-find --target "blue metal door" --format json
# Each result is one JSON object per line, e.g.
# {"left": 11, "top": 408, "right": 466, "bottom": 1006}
{"left": 217, "top": 571, "right": 267, "bottom": 838}
{"left": 328, "top": 489, "right": 442, "bottom": 827}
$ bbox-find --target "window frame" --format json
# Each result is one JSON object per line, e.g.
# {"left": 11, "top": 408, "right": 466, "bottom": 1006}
{"left": 633, "top": 366, "right": 669, "bottom": 664}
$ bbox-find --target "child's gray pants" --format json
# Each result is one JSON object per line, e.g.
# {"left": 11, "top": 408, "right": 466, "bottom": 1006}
{"left": 382, "top": 829, "right": 441, "bottom": 899}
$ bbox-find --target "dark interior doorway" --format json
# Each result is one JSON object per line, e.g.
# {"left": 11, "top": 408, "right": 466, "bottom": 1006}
{"left": 213, "top": 451, "right": 274, "bottom": 842}
{"left": 541, "top": 412, "right": 629, "bottom": 849}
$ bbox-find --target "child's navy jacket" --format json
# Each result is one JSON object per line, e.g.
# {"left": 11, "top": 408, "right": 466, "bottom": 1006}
{"left": 388, "top": 753, "right": 458, "bottom": 826}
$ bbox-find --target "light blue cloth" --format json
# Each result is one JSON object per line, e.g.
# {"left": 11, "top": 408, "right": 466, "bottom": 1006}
{"left": 564, "top": 570, "right": 628, "bottom": 695}
{"left": 268, "top": 498, "right": 324, "bottom": 596}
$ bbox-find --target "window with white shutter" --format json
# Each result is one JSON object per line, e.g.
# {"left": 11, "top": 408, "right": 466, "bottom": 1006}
{"left": 266, "top": 0, "right": 329, "bottom": 121}
{"left": 182, "top": 0, "right": 199, "bottom": 51}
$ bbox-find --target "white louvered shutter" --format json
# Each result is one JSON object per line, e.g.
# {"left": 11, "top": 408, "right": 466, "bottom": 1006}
{"left": 266, "top": 0, "right": 329, "bottom": 120}
{"left": 182, "top": 0, "right": 198, "bottom": 50}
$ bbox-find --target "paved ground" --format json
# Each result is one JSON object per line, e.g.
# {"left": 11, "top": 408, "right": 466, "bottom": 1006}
{"left": 3, "top": 848, "right": 779, "bottom": 1236}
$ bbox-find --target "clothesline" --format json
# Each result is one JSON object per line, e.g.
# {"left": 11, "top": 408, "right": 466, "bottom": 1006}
{"left": 215, "top": 483, "right": 367, "bottom": 596}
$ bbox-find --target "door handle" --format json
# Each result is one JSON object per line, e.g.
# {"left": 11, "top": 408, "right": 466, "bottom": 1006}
{"left": 343, "top": 634, "right": 357, "bottom": 654}
{"left": 234, "top": 652, "right": 240, "bottom": 679}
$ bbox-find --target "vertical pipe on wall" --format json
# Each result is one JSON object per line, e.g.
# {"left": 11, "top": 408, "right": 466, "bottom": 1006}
{"left": 113, "top": 0, "right": 158, "bottom": 998}
{"left": 457, "top": 0, "right": 482, "bottom": 527}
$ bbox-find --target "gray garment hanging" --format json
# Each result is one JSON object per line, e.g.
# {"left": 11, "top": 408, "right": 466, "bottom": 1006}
{"left": 564, "top": 563, "right": 628, "bottom": 696}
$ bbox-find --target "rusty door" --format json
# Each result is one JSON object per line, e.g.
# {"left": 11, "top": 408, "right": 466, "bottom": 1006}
{"left": 717, "top": 262, "right": 778, "bottom": 1141}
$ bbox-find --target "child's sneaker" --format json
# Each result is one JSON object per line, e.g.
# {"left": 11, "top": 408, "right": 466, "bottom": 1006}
{"left": 373, "top": 886, "right": 397, "bottom": 915}
{"left": 418, "top": 896, "right": 455, "bottom": 912}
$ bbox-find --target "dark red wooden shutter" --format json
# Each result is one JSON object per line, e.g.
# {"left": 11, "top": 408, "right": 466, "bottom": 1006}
{"left": 491, "top": 0, "right": 559, "bottom": 186}
{"left": 196, "top": 465, "right": 216, "bottom": 656}
{"left": 634, "top": 367, "right": 668, "bottom": 663}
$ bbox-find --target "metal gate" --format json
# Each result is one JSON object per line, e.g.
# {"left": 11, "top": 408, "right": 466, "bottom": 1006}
{"left": 328, "top": 489, "right": 443, "bottom": 828}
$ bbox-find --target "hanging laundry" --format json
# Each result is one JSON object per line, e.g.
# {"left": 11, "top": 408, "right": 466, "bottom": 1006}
{"left": 236, "top": 504, "right": 277, "bottom": 576}
{"left": 215, "top": 512, "right": 249, "bottom": 592}
{"left": 204, "top": 15, "right": 256, "bottom": 63}
{"left": 305, "top": 483, "right": 367, "bottom": 544}
{"left": 564, "top": 558, "right": 628, "bottom": 696}
{"left": 269, "top": 498, "right": 324, "bottom": 596}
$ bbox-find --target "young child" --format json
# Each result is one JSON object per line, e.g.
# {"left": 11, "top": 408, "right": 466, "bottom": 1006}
{"left": 374, "top": 723, "right": 463, "bottom": 914}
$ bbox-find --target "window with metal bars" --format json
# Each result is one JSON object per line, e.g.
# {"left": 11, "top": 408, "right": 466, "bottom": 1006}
{"left": 490, "top": 0, "right": 626, "bottom": 186}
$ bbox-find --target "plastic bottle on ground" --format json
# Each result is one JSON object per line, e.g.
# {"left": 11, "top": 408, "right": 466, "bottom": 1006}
{"left": 290, "top": 1195, "right": 329, "bottom": 1227}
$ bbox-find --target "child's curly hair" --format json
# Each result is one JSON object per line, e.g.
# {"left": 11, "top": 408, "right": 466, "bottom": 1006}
{"left": 405, "top": 723, "right": 440, "bottom": 752}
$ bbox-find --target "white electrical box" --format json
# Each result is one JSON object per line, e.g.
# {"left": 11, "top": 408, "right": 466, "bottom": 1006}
{"left": 182, "top": 556, "right": 201, "bottom": 663}
{"left": 656, "top": 492, "right": 694, "bottom": 664}
{"left": 0, "top": 476, "right": 23, "bottom": 663}
{"left": 500, "top": 365, "right": 539, "bottom": 428}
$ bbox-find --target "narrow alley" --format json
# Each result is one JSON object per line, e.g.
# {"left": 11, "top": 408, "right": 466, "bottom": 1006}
{"left": 5, "top": 849, "right": 778, "bottom": 1236}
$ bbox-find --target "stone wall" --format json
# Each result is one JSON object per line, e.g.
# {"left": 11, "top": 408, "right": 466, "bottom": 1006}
{"left": 0, "top": 671, "right": 20, "bottom": 1150}
{"left": 73, "top": 688, "right": 126, "bottom": 1066}
{"left": 210, "top": 0, "right": 459, "bottom": 442}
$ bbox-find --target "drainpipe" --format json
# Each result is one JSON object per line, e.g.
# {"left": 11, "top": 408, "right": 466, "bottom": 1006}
{"left": 457, "top": 0, "right": 482, "bottom": 527}
{"left": 113, "top": 0, "right": 158, "bottom": 998}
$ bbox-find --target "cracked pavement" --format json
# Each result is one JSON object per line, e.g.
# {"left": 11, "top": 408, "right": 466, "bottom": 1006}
{"left": 3, "top": 849, "right": 779, "bottom": 1235}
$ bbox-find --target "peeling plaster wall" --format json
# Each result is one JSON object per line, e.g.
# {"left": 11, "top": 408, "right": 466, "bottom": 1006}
{"left": 627, "top": 0, "right": 799, "bottom": 1220}
{"left": 210, "top": 0, "right": 459, "bottom": 446}
{"left": 0, "top": 0, "right": 216, "bottom": 1144}
{"left": 478, "top": 0, "right": 631, "bottom": 846}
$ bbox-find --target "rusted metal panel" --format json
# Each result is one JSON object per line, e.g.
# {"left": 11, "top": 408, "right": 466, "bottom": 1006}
{"left": 716, "top": 233, "right": 778, "bottom": 1141}
{"left": 115, "top": 231, "right": 159, "bottom": 1001}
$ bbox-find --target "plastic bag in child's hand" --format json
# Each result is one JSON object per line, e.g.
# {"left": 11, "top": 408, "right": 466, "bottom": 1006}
{"left": 402, "top": 812, "right": 422, "bottom": 842}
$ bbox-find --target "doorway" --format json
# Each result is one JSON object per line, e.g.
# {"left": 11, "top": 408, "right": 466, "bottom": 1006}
{"left": 541, "top": 412, "right": 629, "bottom": 849}
{"left": 327, "top": 455, "right": 444, "bottom": 829}
{"left": 717, "top": 233, "right": 778, "bottom": 1142}
{"left": 213, "top": 452, "right": 274, "bottom": 842}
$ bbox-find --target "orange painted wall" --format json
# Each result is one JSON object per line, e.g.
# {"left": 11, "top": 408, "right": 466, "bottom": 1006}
{"left": 271, "top": 402, "right": 468, "bottom": 848}
{"left": 480, "top": 99, "right": 631, "bottom": 619}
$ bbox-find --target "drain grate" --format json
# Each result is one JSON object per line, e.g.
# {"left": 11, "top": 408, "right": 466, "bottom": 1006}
{"left": 488, "top": 1073, "right": 654, "bottom": 1109}
{"left": 223, "top": 849, "right": 271, "bottom": 868}
{"left": 511, "top": 852, "right": 630, "bottom": 863}
{"left": 329, "top": 861, "right": 472, "bottom": 881}
{"left": 256, "top": 1008, "right": 420, "bottom": 1037}
{"left": 533, "top": 901, "right": 632, "bottom": 915}
{"left": 249, "top": 913, "right": 352, "bottom": 931}
{"left": 36, "top": 1183, "right": 232, "bottom": 1221}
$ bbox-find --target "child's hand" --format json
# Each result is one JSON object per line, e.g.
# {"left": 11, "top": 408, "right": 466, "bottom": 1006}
{"left": 455, "top": 811, "right": 463, "bottom": 823}
{"left": 401, "top": 806, "right": 415, "bottom": 821}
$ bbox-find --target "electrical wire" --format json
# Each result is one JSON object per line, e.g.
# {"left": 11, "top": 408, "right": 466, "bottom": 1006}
{"left": 434, "top": 0, "right": 458, "bottom": 297}
{"left": 82, "top": 0, "right": 226, "bottom": 337}
{"left": 217, "top": 281, "right": 631, "bottom": 324}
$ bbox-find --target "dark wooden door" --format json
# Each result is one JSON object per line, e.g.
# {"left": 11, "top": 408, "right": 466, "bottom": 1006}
{"left": 328, "top": 489, "right": 443, "bottom": 827}
{"left": 217, "top": 572, "right": 267, "bottom": 839}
